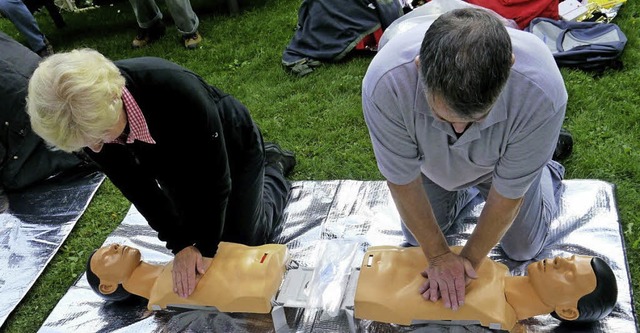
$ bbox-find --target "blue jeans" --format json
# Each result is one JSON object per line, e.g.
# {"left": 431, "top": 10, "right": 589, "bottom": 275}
{"left": 0, "top": 0, "right": 46, "bottom": 52}
{"left": 401, "top": 160, "right": 565, "bottom": 261}
{"left": 129, "top": 0, "right": 199, "bottom": 35}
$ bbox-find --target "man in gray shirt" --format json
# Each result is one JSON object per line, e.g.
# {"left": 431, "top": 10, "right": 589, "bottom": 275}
{"left": 362, "top": 8, "right": 569, "bottom": 311}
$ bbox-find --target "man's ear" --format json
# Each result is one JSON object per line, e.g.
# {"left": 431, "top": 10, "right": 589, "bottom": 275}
{"left": 414, "top": 56, "right": 421, "bottom": 69}
{"left": 99, "top": 282, "right": 118, "bottom": 295}
{"left": 511, "top": 53, "right": 516, "bottom": 67}
{"left": 554, "top": 305, "right": 580, "bottom": 321}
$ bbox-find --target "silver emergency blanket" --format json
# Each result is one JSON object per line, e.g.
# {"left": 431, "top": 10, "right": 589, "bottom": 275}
{"left": 0, "top": 170, "right": 105, "bottom": 328}
{"left": 39, "top": 179, "right": 636, "bottom": 333}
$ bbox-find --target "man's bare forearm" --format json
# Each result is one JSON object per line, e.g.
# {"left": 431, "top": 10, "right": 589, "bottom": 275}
{"left": 460, "top": 185, "right": 523, "bottom": 268}
{"left": 387, "top": 177, "right": 450, "bottom": 260}
{"left": 389, "top": 177, "right": 480, "bottom": 310}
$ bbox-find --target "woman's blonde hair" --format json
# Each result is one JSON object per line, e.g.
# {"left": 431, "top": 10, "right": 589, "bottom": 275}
{"left": 26, "top": 48, "right": 126, "bottom": 152}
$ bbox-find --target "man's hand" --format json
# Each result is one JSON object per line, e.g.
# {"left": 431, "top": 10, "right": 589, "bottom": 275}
{"left": 418, "top": 252, "right": 477, "bottom": 310}
{"left": 172, "top": 246, "right": 210, "bottom": 298}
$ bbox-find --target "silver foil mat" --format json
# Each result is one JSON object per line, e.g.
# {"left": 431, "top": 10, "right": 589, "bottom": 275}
{"left": 0, "top": 170, "right": 105, "bottom": 328}
{"left": 39, "top": 180, "right": 637, "bottom": 333}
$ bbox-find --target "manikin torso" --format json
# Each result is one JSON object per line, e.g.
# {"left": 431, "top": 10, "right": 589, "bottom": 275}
{"left": 144, "top": 242, "right": 288, "bottom": 313}
{"left": 355, "top": 246, "right": 517, "bottom": 331}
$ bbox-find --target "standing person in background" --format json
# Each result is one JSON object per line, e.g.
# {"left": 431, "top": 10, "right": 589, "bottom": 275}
{"left": 128, "top": 0, "right": 201, "bottom": 49}
{"left": 0, "top": 0, "right": 53, "bottom": 56}
{"left": 362, "top": 8, "right": 573, "bottom": 311}
{"left": 26, "top": 48, "right": 296, "bottom": 299}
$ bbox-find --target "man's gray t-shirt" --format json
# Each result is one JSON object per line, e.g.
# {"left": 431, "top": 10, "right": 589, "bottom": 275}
{"left": 362, "top": 24, "right": 568, "bottom": 200}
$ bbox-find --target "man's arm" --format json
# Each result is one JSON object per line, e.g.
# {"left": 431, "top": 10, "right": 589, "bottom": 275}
{"left": 460, "top": 185, "right": 523, "bottom": 268}
{"left": 387, "top": 177, "right": 449, "bottom": 258}
{"left": 387, "top": 177, "right": 476, "bottom": 310}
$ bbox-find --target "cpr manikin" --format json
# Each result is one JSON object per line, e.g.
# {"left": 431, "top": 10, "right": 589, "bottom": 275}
{"left": 87, "top": 242, "right": 288, "bottom": 313}
{"left": 355, "top": 246, "right": 617, "bottom": 331}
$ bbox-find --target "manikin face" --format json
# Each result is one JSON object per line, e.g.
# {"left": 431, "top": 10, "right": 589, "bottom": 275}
{"left": 87, "top": 105, "right": 128, "bottom": 153}
{"left": 91, "top": 243, "right": 141, "bottom": 284}
{"left": 527, "top": 255, "right": 597, "bottom": 308}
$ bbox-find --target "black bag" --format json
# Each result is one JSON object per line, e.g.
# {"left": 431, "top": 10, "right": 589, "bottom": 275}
{"left": 526, "top": 17, "right": 627, "bottom": 72}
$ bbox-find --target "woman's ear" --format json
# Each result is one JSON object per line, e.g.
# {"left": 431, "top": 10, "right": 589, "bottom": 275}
{"left": 554, "top": 305, "right": 579, "bottom": 321}
{"left": 99, "top": 282, "right": 118, "bottom": 295}
{"left": 414, "top": 56, "right": 421, "bottom": 69}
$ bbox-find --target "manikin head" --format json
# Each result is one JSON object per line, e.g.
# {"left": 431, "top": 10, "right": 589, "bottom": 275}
{"left": 86, "top": 243, "right": 141, "bottom": 301}
{"left": 527, "top": 255, "right": 617, "bottom": 322}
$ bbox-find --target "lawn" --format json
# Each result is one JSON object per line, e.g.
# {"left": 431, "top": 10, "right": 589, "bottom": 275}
{"left": 1, "top": 0, "right": 638, "bottom": 331}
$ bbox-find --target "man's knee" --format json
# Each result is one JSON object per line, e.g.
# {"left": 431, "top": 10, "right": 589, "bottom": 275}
{"left": 500, "top": 238, "right": 542, "bottom": 261}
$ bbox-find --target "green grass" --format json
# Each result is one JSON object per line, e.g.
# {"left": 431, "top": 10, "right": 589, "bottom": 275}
{"left": 1, "top": 0, "right": 639, "bottom": 331}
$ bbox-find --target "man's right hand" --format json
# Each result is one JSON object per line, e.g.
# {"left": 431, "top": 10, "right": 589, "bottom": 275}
{"left": 418, "top": 251, "right": 477, "bottom": 311}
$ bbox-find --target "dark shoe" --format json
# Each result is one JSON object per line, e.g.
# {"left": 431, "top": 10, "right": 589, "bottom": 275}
{"left": 553, "top": 128, "right": 573, "bottom": 162}
{"left": 131, "top": 21, "right": 166, "bottom": 48}
{"left": 0, "top": 188, "right": 9, "bottom": 214}
{"left": 182, "top": 31, "right": 202, "bottom": 49}
{"left": 265, "top": 143, "right": 296, "bottom": 177}
{"left": 37, "top": 38, "right": 54, "bottom": 58}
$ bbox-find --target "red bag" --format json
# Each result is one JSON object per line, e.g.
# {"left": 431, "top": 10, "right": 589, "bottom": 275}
{"left": 467, "top": 0, "right": 559, "bottom": 29}
{"left": 355, "top": 28, "right": 384, "bottom": 52}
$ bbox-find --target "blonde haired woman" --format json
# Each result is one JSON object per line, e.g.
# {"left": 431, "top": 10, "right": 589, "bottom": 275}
{"left": 27, "top": 48, "right": 296, "bottom": 300}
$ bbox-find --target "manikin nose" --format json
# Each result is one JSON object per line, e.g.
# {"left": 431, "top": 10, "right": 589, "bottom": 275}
{"left": 554, "top": 256, "right": 574, "bottom": 269}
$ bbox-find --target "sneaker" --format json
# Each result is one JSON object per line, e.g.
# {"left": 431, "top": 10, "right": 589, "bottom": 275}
{"left": 182, "top": 31, "right": 202, "bottom": 49}
{"left": 553, "top": 128, "right": 573, "bottom": 162}
{"left": 131, "top": 21, "right": 166, "bottom": 48}
{"left": 0, "top": 187, "right": 9, "bottom": 214}
{"left": 284, "top": 58, "right": 322, "bottom": 77}
{"left": 265, "top": 143, "right": 296, "bottom": 177}
{"left": 37, "top": 38, "right": 54, "bottom": 58}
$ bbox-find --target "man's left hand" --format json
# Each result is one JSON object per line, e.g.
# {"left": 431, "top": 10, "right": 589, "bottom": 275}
{"left": 418, "top": 252, "right": 477, "bottom": 310}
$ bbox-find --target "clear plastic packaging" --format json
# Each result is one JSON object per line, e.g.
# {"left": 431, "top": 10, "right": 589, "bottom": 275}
{"left": 305, "top": 239, "right": 361, "bottom": 317}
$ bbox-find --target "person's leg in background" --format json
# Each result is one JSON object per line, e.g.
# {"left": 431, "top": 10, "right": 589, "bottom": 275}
{"left": 0, "top": 0, "right": 52, "bottom": 56}
{"left": 129, "top": 0, "right": 166, "bottom": 48}
{"left": 164, "top": 0, "right": 201, "bottom": 49}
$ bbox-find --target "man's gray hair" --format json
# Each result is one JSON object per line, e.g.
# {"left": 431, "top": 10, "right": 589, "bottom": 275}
{"left": 419, "top": 8, "right": 512, "bottom": 118}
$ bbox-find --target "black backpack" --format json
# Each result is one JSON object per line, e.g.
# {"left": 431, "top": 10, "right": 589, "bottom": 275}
{"left": 526, "top": 17, "right": 627, "bottom": 72}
